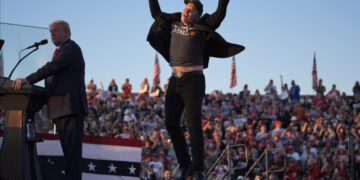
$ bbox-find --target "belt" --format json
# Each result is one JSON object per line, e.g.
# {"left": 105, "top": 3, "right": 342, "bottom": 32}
{"left": 172, "top": 70, "right": 203, "bottom": 78}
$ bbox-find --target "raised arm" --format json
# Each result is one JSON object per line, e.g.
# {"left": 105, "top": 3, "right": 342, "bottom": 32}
{"left": 202, "top": 0, "right": 230, "bottom": 30}
{"left": 149, "top": 0, "right": 162, "bottom": 19}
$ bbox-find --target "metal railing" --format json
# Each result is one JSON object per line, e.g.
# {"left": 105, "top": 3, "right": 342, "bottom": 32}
{"left": 206, "top": 144, "right": 248, "bottom": 180}
{"left": 243, "top": 148, "right": 286, "bottom": 179}
{"left": 206, "top": 146, "right": 286, "bottom": 180}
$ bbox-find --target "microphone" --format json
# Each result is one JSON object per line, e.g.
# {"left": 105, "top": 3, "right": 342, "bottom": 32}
{"left": 8, "top": 39, "right": 47, "bottom": 79}
{"left": 25, "top": 39, "right": 48, "bottom": 49}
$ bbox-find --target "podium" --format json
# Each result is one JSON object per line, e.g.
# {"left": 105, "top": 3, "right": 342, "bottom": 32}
{"left": 0, "top": 77, "right": 47, "bottom": 180}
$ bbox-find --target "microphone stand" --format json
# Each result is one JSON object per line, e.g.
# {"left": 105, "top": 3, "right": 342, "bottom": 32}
{"left": 8, "top": 47, "right": 39, "bottom": 79}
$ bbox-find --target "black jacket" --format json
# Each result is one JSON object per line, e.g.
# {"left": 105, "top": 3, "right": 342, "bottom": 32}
{"left": 147, "top": 0, "right": 245, "bottom": 68}
{"left": 26, "top": 39, "right": 88, "bottom": 118}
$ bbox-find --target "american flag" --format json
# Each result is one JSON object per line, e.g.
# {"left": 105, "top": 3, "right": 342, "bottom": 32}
{"left": 312, "top": 53, "right": 317, "bottom": 90}
{"left": 230, "top": 56, "right": 237, "bottom": 88}
{"left": 153, "top": 54, "right": 160, "bottom": 85}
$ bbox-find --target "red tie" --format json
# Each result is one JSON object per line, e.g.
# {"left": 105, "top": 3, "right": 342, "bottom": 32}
{"left": 52, "top": 48, "right": 58, "bottom": 60}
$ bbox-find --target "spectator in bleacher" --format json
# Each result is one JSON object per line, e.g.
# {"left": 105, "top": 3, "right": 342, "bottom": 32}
{"left": 162, "top": 170, "right": 174, "bottom": 180}
{"left": 95, "top": 83, "right": 109, "bottom": 103}
{"left": 240, "top": 84, "right": 251, "bottom": 97}
{"left": 313, "top": 93, "right": 328, "bottom": 113}
{"left": 300, "top": 146, "right": 311, "bottom": 169}
{"left": 264, "top": 79, "right": 277, "bottom": 99}
{"left": 139, "top": 78, "right": 150, "bottom": 97}
{"left": 121, "top": 78, "right": 132, "bottom": 99}
{"left": 108, "top": 79, "right": 119, "bottom": 98}
{"left": 272, "top": 120, "right": 285, "bottom": 138}
{"left": 268, "top": 173, "right": 278, "bottom": 180}
{"left": 150, "top": 82, "right": 163, "bottom": 97}
{"left": 86, "top": 78, "right": 97, "bottom": 98}
{"left": 333, "top": 161, "right": 348, "bottom": 179}
{"left": 213, "top": 159, "right": 228, "bottom": 180}
{"left": 149, "top": 153, "right": 164, "bottom": 178}
{"left": 255, "top": 124, "right": 268, "bottom": 142}
{"left": 326, "top": 84, "right": 340, "bottom": 101}
{"left": 285, "top": 156, "right": 301, "bottom": 180}
{"left": 316, "top": 79, "right": 326, "bottom": 96}
{"left": 272, "top": 133, "right": 283, "bottom": 148}
{"left": 352, "top": 95, "right": 360, "bottom": 113}
{"left": 307, "top": 157, "right": 321, "bottom": 179}
{"left": 119, "top": 126, "right": 132, "bottom": 139}
{"left": 353, "top": 81, "right": 360, "bottom": 96}
{"left": 279, "top": 83, "right": 290, "bottom": 103}
{"left": 290, "top": 80, "right": 300, "bottom": 100}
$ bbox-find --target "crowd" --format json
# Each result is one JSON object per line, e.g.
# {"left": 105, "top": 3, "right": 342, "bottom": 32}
{"left": 29, "top": 78, "right": 360, "bottom": 179}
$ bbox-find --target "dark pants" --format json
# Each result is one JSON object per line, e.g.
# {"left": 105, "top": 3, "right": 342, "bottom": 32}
{"left": 54, "top": 114, "right": 84, "bottom": 180}
{"left": 165, "top": 72, "right": 205, "bottom": 171}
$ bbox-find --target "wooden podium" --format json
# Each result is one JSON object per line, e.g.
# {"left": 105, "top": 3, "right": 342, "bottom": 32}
{"left": 0, "top": 77, "right": 47, "bottom": 180}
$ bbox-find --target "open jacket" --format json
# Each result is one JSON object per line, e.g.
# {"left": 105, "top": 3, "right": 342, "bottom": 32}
{"left": 147, "top": 0, "right": 245, "bottom": 69}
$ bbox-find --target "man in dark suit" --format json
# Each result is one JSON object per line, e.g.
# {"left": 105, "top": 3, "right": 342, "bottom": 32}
{"left": 147, "top": 0, "right": 244, "bottom": 179}
{"left": 13, "top": 20, "right": 88, "bottom": 180}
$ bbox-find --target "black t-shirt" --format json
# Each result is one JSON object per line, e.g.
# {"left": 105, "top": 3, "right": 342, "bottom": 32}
{"left": 169, "top": 22, "right": 206, "bottom": 67}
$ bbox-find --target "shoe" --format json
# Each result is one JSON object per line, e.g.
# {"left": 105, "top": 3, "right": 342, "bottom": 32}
{"left": 179, "top": 166, "right": 193, "bottom": 180}
{"left": 191, "top": 171, "right": 206, "bottom": 180}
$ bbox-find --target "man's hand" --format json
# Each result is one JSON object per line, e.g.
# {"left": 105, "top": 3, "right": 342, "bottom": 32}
{"left": 12, "top": 78, "right": 29, "bottom": 90}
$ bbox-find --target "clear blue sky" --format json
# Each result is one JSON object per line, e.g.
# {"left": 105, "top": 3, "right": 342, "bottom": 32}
{"left": 1, "top": 0, "right": 359, "bottom": 95}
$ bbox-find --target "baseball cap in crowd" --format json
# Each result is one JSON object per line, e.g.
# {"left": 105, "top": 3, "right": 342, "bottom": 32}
{"left": 184, "top": 0, "right": 203, "bottom": 15}
{"left": 275, "top": 120, "right": 282, "bottom": 126}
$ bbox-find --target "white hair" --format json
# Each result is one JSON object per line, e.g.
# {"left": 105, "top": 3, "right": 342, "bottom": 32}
{"left": 50, "top": 20, "right": 71, "bottom": 35}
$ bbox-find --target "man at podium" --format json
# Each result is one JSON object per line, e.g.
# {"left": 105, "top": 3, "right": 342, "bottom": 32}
{"left": 12, "top": 20, "right": 88, "bottom": 180}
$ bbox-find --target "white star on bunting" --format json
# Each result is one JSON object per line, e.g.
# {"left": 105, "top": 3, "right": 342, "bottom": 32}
{"left": 88, "top": 161, "right": 96, "bottom": 172}
{"left": 108, "top": 163, "right": 117, "bottom": 173}
{"left": 129, "top": 164, "right": 136, "bottom": 174}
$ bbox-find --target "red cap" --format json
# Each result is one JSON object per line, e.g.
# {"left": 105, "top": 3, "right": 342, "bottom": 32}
{"left": 275, "top": 121, "right": 282, "bottom": 126}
